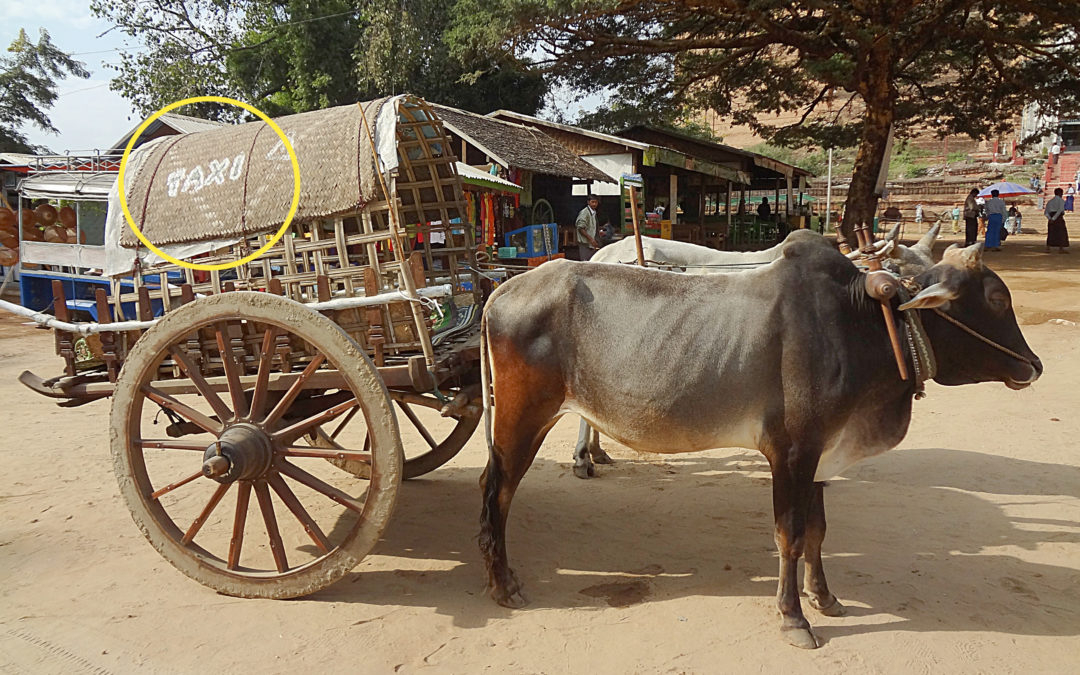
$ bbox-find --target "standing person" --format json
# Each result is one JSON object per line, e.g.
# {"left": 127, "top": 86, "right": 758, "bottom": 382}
{"left": 573, "top": 195, "right": 602, "bottom": 261}
{"left": 983, "top": 189, "right": 1007, "bottom": 251}
{"left": 976, "top": 195, "right": 987, "bottom": 236}
{"left": 1066, "top": 184, "right": 1076, "bottom": 212}
{"left": 1009, "top": 205, "right": 1023, "bottom": 234}
{"left": 962, "top": 189, "right": 980, "bottom": 247}
{"left": 757, "top": 196, "right": 771, "bottom": 220}
{"left": 1050, "top": 140, "right": 1061, "bottom": 167}
{"left": 1045, "top": 187, "right": 1070, "bottom": 253}
{"left": 914, "top": 203, "right": 924, "bottom": 231}
{"left": 950, "top": 203, "right": 961, "bottom": 234}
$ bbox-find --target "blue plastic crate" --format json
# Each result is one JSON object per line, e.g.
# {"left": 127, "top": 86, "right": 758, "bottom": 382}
{"left": 504, "top": 223, "right": 558, "bottom": 258}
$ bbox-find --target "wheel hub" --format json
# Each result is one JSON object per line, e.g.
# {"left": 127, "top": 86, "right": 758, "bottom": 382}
{"left": 202, "top": 424, "right": 274, "bottom": 483}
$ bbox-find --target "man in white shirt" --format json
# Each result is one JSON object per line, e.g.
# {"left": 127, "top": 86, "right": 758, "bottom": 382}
{"left": 573, "top": 196, "right": 602, "bottom": 260}
{"left": 1044, "top": 187, "right": 1069, "bottom": 253}
{"left": 983, "top": 189, "right": 1008, "bottom": 251}
{"left": 1050, "top": 141, "right": 1061, "bottom": 167}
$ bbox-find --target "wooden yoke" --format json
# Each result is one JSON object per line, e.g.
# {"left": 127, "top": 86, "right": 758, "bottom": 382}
{"left": 851, "top": 222, "right": 909, "bottom": 381}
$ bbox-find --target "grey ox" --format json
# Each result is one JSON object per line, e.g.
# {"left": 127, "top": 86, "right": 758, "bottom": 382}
{"left": 572, "top": 224, "right": 943, "bottom": 478}
{"left": 478, "top": 230, "right": 1040, "bottom": 649}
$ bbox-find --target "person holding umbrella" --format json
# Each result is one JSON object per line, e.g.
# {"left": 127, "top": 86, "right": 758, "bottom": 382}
{"left": 984, "top": 188, "right": 1007, "bottom": 251}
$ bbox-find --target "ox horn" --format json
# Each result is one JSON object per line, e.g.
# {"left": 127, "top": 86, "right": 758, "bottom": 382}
{"left": 942, "top": 242, "right": 984, "bottom": 270}
{"left": 912, "top": 221, "right": 941, "bottom": 258}
{"left": 884, "top": 223, "right": 904, "bottom": 259}
{"left": 897, "top": 282, "right": 960, "bottom": 311}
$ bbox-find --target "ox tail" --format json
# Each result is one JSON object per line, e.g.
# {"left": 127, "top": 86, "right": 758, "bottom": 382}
{"left": 479, "top": 308, "right": 494, "bottom": 458}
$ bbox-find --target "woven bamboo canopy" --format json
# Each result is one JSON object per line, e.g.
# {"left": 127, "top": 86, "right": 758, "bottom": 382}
{"left": 119, "top": 95, "right": 460, "bottom": 249}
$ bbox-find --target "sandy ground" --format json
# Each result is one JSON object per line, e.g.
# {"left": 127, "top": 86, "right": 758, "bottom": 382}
{"left": 1, "top": 230, "right": 1079, "bottom": 674}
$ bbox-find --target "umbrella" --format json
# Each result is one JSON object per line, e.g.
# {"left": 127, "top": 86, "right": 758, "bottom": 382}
{"left": 977, "top": 181, "right": 1036, "bottom": 198}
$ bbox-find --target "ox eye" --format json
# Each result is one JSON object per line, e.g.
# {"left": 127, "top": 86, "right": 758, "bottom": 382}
{"left": 988, "top": 290, "right": 1010, "bottom": 312}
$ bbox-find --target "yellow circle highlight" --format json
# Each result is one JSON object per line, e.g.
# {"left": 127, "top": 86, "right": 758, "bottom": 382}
{"left": 117, "top": 95, "right": 301, "bottom": 272}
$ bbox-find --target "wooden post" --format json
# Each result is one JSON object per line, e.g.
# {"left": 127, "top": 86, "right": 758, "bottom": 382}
{"left": 630, "top": 186, "right": 645, "bottom": 266}
{"left": 669, "top": 174, "right": 678, "bottom": 227}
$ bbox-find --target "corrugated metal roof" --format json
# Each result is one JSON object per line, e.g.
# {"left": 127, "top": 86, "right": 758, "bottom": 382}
{"left": 456, "top": 162, "right": 522, "bottom": 192}
{"left": 19, "top": 172, "right": 116, "bottom": 200}
{"left": 109, "top": 113, "right": 227, "bottom": 153}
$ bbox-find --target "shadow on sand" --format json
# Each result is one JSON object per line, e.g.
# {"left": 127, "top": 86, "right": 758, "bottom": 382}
{"left": 310, "top": 448, "right": 1080, "bottom": 643}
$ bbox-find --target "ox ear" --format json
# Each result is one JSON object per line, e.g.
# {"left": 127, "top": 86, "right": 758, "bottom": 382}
{"left": 898, "top": 282, "right": 959, "bottom": 311}
{"left": 942, "top": 242, "right": 984, "bottom": 269}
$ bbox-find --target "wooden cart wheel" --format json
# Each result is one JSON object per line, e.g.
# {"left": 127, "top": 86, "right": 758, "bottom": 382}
{"left": 314, "top": 390, "right": 480, "bottom": 480}
{"left": 530, "top": 198, "right": 554, "bottom": 226}
{"left": 110, "top": 292, "right": 402, "bottom": 599}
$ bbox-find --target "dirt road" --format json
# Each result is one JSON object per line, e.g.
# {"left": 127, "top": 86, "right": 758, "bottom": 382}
{"left": 1, "top": 234, "right": 1078, "bottom": 673}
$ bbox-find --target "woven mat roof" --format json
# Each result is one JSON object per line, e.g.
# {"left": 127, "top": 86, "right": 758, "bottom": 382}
{"left": 119, "top": 99, "right": 389, "bottom": 248}
{"left": 431, "top": 105, "right": 612, "bottom": 183}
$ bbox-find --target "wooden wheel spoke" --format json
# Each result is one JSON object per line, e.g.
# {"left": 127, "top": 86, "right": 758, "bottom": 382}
{"left": 396, "top": 400, "right": 437, "bottom": 449}
{"left": 277, "top": 460, "right": 366, "bottom": 513}
{"left": 181, "top": 482, "right": 231, "bottom": 545}
{"left": 136, "top": 438, "right": 208, "bottom": 452}
{"left": 149, "top": 470, "right": 204, "bottom": 500}
{"left": 143, "top": 385, "right": 222, "bottom": 435}
{"left": 329, "top": 406, "right": 360, "bottom": 441}
{"left": 263, "top": 354, "right": 326, "bottom": 427}
{"left": 254, "top": 481, "right": 289, "bottom": 573}
{"left": 267, "top": 472, "right": 331, "bottom": 553}
{"left": 215, "top": 323, "right": 248, "bottom": 419}
{"left": 167, "top": 346, "right": 233, "bottom": 423}
{"left": 280, "top": 447, "right": 372, "bottom": 463}
{"left": 271, "top": 398, "right": 359, "bottom": 444}
{"left": 248, "top": 326, "right": 279, "bottom": 421}
{"left": 228, "top": 481, "right": 251, "bottom": 570}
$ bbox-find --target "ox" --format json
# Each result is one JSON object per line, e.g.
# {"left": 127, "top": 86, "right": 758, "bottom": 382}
{"left": 572, "top": 224, "right": 943, "bottom": 479}
{"left": 478, "top": 231, "right": 1040, "bottom": 648}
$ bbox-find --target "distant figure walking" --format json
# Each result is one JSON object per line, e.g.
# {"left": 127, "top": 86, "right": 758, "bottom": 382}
{"left": 1066, "top": 185, "right": 1076, "bottom": 212}
{"left": 963, "top": 189, "right": 980, "bottom": 247}
{"left": 984, "top": 189, "right": 1007, "bottom": 251}
{"left": 1050, "top": 140, "right": 1061, "bottom": 167}
{"left": 914, "top": 203, "right": 924, "bottom": 230}
{"left": 1045, "top": 187, "right": 1070, "bottom": 254}
{"left": 951, "top": 203, "right": 961, "bottom": 234}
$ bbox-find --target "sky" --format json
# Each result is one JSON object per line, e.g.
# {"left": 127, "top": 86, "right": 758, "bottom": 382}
{"left": 8, "top": 0, "right": 141, "bottom": 154}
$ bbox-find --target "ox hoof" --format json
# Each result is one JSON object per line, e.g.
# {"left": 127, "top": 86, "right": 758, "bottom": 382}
{"left": 808, "top": 595, "right": 847, "bottom": 617}
{"left": 781, "top": 626, "right": 820, "bottom": 649}
{"left": 573, "top": 463, "right": 596, "bottom": 479}
{"left": 591, "top": 450, "right": 615, "bottom": 465}
{"left": 492, "top": 587, "right": 528, "bottom": 609}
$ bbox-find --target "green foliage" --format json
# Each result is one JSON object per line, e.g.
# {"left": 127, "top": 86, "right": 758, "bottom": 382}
{"left": 0, "top": 28, "right": 89, "bottom": 153}
{"left": 90, "top": 0, "right": 548, "bottom": 121}
{"left": 745, "top": 143, "right": 834, "bottom": 177}
{"left": 447, "top": 0, "right": 1080, "bottom": 232}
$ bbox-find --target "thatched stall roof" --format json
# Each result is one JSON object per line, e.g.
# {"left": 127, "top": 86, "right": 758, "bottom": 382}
{"left": 431, "top": 105, "right": 612, "bottom": 183}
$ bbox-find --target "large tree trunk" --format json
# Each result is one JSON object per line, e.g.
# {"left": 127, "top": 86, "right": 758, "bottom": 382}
{"left": 841, "top": 50, "right": 896, "bottom": 245}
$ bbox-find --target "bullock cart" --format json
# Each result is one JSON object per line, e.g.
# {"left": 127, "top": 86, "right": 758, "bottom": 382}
{"left": 3, "top": 96, "right": 488, "bottom": 598}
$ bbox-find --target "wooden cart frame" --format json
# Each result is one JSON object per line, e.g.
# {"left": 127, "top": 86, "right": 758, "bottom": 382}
{"left": 7, "top": 95, "right": 491, "bottom": 597}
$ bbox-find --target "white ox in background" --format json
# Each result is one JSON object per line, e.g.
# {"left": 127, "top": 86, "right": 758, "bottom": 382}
{"left": 571, "top": 223, "right": 942, "bottom": 478}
